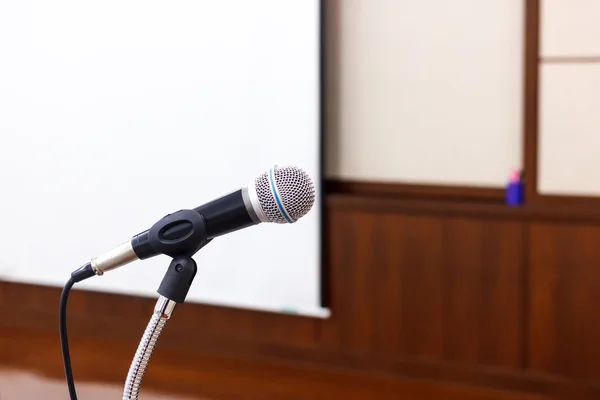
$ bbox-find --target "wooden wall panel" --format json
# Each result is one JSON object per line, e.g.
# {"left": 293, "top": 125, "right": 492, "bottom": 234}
{"left": 479, "top": 220, "right": 525, "bottom": 369}
{"left": 442, "top": 218, "right": 524, "bottom": 368}
{"left": 320, "top": 207, "right": 524, "bottom": 370}
{"left": 401, "top": 215, "right": 445, "bottom": 361}
{"left": 370, "top": 213, "right": 404, "bottom": 357}
{"left": 529, "top": 223, "right": 600, "bottom": 380}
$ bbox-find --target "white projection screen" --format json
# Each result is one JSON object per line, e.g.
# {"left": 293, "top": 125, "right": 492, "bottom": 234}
{"left": 0, "top": 0, "right": 328, "bottom": 318}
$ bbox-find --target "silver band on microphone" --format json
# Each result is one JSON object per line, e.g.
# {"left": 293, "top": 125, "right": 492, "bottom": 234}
{"left": 245, "top": 184, "right": 269, "bottom": 223}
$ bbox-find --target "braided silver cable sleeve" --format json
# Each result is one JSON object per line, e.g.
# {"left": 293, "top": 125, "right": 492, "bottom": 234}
{"left": 122, "top": 296, "right": 176, "bottom": 400}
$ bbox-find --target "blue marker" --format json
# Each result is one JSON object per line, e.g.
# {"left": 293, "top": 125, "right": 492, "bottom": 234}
{"left": 505, "top": 169, "right": 524, "bottom": 206}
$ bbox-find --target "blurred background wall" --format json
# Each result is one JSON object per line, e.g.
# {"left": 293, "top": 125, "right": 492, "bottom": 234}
{"left": 326, "top": 0, "right": 523, "bottom": 186}
{"left": 3, "top": 0, "right": 600, "bottom": 399}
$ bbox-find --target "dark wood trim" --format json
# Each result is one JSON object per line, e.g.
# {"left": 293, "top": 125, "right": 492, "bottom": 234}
{"left": 328, "top": 194, "right": 600, "bottom": 223}
{"left": 526, "top": 193, "right": 600, "bottom": 208}
{"left": 326, "top": 180, "right": 505, "bottom": 203}
{"left": 326, "top": 179, "right": 600, "bottom": 217}
{"left": 523, "top": 0, "right": 540, "bottom": 205}
{"left": 541, "top": 56, "right": 600, "bottom": 64}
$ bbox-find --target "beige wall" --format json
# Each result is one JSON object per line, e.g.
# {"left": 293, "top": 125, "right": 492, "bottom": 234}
{"left": 325, "top": 0, "right": 524, "bottom": 187}
{"left": 540, "top": 0, "right": 600, "bottom": 57}
{"left": 538, "top": 0, "right": 600, "bottom": 196}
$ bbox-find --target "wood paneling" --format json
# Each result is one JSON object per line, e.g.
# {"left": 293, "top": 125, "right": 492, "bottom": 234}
{"left": 321, "top": 207, "right": 524, "bottom": 367}
{"left": 523, "top": 0, "right": 540, "bottom": 204}
{"left": 5, "top": 191, "right": 600, "bottom": 399}
{"left": 529, "top": 223, "right": 600, "bottom": 380}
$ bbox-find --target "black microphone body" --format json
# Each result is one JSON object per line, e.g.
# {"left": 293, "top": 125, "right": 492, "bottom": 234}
{"left": 194, "top": 189, "right": 256, "bottom": 238}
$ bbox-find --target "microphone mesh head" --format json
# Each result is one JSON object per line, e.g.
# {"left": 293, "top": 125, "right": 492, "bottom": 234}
{"left": 254, "top": 165, "right": 316, "bottom": 223}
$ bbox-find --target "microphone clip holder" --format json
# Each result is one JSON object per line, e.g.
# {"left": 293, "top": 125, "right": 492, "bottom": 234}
{"left": 123, "top": 211, "right": 210, "bottom": 400}
{"left": 134, "top": 208, "right": 213, "bottom": 260}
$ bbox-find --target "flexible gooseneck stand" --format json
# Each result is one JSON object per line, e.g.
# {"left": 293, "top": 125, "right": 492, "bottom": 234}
{"left": 122, "top": 256, "right": 197, "bottom": 399}
{"left": 122, "top": 210, "right": 210, "bottom": 400}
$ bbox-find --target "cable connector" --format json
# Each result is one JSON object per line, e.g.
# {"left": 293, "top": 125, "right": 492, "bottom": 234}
{"left": 70, "top": 262, "right": 95, "bottom": 283}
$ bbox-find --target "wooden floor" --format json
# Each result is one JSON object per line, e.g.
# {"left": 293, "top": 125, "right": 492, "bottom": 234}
{"left": 0, "top": 368, "right": 200, "bottom": 400}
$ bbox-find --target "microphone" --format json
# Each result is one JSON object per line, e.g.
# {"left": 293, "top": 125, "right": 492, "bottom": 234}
{"left": 72, "top": 166, "right": 315, "bottom": 281}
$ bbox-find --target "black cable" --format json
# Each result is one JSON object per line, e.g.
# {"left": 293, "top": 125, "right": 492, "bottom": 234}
{"left": 59, "top": 276, "right": 78, "bottom": 400}
{"left": 60, "top": 262, "right": 96, "bottom": 400}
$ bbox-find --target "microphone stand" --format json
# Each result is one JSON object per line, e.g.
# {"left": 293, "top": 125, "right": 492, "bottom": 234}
{"left": 122, "top": 256, "right": 198, "bottom": 400}
{"left": 119, "top": 209, "right": 211, "bottom": 400}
